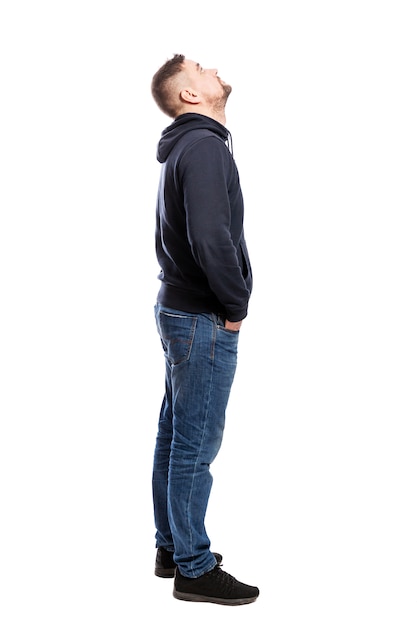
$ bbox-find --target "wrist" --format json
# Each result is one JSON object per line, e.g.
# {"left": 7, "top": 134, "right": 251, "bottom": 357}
{"left": 225, "top": 319, "right": 242, "bottom": 331}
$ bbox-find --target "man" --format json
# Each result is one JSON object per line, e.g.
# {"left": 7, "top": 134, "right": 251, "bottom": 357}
{"left": 150, "top": 54, "right": 259, "bottom": 605}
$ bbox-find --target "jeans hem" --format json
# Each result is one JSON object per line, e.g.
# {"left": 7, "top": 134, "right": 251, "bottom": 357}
{"left": 177, "top": 555, "right": 217, "bottom": 579}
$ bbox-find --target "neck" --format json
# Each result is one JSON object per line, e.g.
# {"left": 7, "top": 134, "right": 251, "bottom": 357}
{"left": 179, "top": 105, "right": 226, "bottom": 126}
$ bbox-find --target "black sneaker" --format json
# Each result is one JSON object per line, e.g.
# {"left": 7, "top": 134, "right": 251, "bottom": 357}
{"left": 173, "top": 564, "right": 259, "bottom": 605}
{"left": 154, "top": 547, "right": 223, "bottom": 578}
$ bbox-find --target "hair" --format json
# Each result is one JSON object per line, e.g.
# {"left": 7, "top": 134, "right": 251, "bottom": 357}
{"left": 151, "top": 53, "right": 186, "bottom": 118}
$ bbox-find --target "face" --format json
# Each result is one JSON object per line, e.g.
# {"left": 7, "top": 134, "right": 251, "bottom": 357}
{"left": 183, "top": 59, "right": 232, "bottom": 106}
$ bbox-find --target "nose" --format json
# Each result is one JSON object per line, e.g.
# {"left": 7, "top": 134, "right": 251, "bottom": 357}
{"left": 208, "top": 68, "right": 218, "bottom": 76}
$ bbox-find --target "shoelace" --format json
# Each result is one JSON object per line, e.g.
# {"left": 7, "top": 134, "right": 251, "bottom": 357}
{"left": 210, "top": 566, "right": 239, "bottom": 595}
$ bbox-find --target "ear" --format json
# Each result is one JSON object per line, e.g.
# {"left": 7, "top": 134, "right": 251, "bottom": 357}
{"left": 180, "top": 88, "right": 201, "bottom": 105}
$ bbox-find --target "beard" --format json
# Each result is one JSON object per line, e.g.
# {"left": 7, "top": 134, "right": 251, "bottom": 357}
{"left": 209, "top": 81, "right": 232, "bottom": 113}
{"left": 220, "top": 80, "right": 232, "bottom": 104}
{"left": 220, "top": 81, "right": 232, "bottom": 99}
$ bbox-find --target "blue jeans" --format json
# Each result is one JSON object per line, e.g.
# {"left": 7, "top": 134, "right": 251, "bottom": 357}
{"left": 153, "top": 304, "right": 239, "bottom": 578}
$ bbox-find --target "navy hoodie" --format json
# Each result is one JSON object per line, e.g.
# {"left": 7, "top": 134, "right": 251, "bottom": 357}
{"left": 155, "top": 113, "right": 252, "bottom": 322}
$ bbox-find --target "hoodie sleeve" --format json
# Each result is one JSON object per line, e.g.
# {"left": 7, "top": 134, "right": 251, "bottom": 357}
{"left": 180, "top": 136, "right": 250, "bottom": 321}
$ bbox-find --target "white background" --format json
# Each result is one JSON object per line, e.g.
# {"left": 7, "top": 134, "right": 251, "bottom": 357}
{"left": 1, "top": 1, "right": 416, "bottom": 624}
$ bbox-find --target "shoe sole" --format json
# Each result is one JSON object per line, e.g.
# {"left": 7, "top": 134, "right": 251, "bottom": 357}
{"left": 173, "top": 590, "right": 258, "bottom": 605}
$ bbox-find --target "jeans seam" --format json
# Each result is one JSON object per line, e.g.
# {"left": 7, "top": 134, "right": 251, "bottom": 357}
{"left": 187, "top": 335, "right": 215, "bottom": 577}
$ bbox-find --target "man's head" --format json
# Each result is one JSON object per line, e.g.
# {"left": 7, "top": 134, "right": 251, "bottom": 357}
{"left": 151, "top": 53, "right": 232, "bottom": 123}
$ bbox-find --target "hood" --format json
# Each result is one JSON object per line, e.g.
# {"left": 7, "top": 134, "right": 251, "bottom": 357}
{"left": 156, "top": 113, "right": 230, "bottom": 163}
